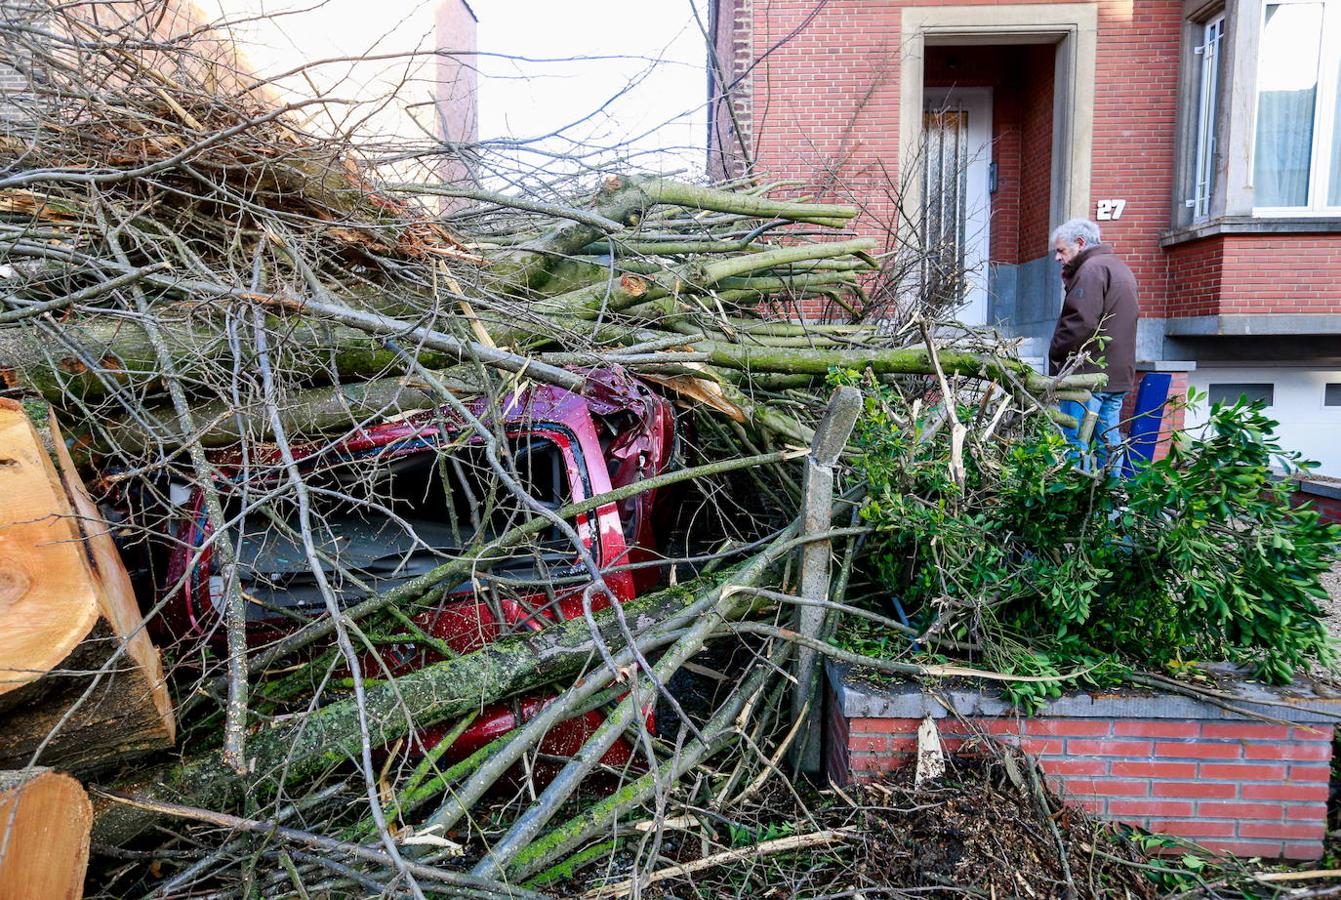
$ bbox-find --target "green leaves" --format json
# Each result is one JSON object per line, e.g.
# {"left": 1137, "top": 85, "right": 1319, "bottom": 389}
{"left": 834, "top": 374, "right": 1339, "bottom": 697}
{"left": 727, "top": 821, "right": 795, "bottom": 848}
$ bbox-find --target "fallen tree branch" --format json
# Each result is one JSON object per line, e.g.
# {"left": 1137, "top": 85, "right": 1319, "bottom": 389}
{"left": 91, "top": 789, "right": 548, "bottom": 900}
{"left": 582, "top": 829, "right": 856, "bottom": 898}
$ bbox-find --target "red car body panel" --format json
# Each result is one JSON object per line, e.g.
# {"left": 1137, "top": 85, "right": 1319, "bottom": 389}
{"left": 158, "top": 369, "right": 674, "bottom": 771}
{"left": 414, "top": 696, "right": 636, "bottom": 775}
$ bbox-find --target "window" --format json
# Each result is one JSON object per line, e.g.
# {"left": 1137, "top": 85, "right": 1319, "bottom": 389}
{"left": 1191, "top": 14, "right": 1225, "bottom": 220}
{"left": 1208, "top": 382, "right": 1275, "bottom": 406}
{"left": 1253, "top": 0, "right": 1341, "bottom": 211}
{"left": 922, "top": 107, "right": 970, "bottom": 310}
{"left": 223, "top": 437, "right": 576, "bottom": 618}
{"left": 1325, "top": 382, "right": 1341, "bottom": 405}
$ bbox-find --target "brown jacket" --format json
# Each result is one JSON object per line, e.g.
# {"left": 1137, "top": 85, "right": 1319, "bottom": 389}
{"left": 1048, "top": 244, "right": 1138, "bottom": 392}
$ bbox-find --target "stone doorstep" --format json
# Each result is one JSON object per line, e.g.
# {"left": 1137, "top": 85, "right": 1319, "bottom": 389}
{"left": 825, "top": 662, "right": 1340, "bottom": 861}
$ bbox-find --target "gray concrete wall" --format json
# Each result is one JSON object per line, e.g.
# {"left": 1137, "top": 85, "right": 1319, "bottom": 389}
{"left": 989, "top": 253, "right": 1061, "bottom": 356}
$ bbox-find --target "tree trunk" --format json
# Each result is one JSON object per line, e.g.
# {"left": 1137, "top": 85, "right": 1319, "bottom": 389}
{"left": 0, "top": 308, "right": 1053, "bottom": 412}
{"left": 0, "top": 401, "right": 175, "bottom": 772}
{"left": 0, "top": 312, "right": 474, "bottom": 404}
{"left": 94, "top": 368, "right": 484, "bottom": 454}
{"left": 0, "top": 768, "right": 92, "bottom": 900}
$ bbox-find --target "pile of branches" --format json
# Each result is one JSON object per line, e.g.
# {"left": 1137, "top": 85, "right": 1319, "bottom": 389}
{"left": 564, "top": 746, "right": 1163, "bottom": 899}
{"left": 0, "top": 4, "right": 1271, "bottom": 898}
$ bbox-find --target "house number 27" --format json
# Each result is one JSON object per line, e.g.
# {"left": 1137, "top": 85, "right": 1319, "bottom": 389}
{"left": 1096, "top": 199, "right": 1127, "bottom": 221}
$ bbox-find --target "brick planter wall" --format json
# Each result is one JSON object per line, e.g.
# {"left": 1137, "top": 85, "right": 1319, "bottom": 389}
{"left": 826, "top": 663, "right": 1339, "bottom": 860}
{"left": 1293, "top": 478, "right": 1341, "bottom": 525}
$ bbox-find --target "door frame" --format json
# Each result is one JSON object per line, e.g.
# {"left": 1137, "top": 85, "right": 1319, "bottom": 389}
{"left": 898, "top": 4, "right": 1098, "bottom": 227}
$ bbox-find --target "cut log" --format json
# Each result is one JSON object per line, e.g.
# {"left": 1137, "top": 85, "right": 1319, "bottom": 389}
{"left": 0, "top": 400, "right": 174, "bottom": 771}
{"left": 0, "top": 768, "right": 91, "bottom": 900}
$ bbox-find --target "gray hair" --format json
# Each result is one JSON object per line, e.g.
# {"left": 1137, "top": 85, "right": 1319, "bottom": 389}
{"left": 1051, "top": 218, "right": 1101, "bottom": 247}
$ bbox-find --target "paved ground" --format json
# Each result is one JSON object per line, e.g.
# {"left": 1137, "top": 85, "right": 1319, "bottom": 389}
{"left": 1325, "top": 560, "right": 1341, "bottom": 639}
{"left": 1327, "top": 561, "right": 1341, "bottom": 615}
{"left": 1315, "top": 560, "right": 1341, "bottom": 683}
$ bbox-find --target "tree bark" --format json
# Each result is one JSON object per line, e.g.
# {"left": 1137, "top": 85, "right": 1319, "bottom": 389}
{"left": 94, "top": 369, "right": 483, "bottom": 453}
{"left": 0, "top": 311, "right": 475, "bottom": 404}
{"left": 0, "top": 402, "right": 175, "bottom": 772}
{"left": 0, "top": 308, "right": 1074, "bottom": 413}
{"left": 481, "top": 175, "right": 858, "bottom": 294}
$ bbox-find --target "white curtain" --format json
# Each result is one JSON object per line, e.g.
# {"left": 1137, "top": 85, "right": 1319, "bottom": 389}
{"left": 1329, "top": 56, "right": 1341, "bottom": 205}
{"left": 1254, "top": 3, "right": 1322, "bottom": 207}
{"left": 1256, "top": 89, "right": 1318, "bottom": 205}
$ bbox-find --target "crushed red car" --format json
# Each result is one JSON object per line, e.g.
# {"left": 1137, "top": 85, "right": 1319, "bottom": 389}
{"left": 127, "top": 369, "right": 677, "bottom": 769}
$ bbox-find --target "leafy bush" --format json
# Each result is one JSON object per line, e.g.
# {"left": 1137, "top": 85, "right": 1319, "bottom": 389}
{"left": 835, "top": 370, "right": 1339, "bottom": 709}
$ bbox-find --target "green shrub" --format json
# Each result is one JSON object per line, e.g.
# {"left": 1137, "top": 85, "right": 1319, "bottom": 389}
{"left": 835, "top": 370, "right": 1339, "bottom": 709}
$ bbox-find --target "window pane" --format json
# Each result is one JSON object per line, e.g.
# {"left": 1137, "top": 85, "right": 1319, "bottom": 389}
{"left": 1330, "top": 56, "right": 1341, "bottom": 206}
{"left": 1193, "top": 17, "right": 1224, "bottom": 220}
{"left": 1325, "top": 383, "right": 1341, "bottom": 406}
{"left": 921, "top": 108, "right": 969, "bottom": 309}
{"left": 1208, "top": 383, "right": 1275, "bottom": 406}
{"left": 1254, "top": 3, "right": 1323, "bottom": 207}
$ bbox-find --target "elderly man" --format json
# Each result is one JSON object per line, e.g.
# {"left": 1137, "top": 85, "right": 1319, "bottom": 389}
{"left": 1049, "top": 218, "right": 1139, "bottom": 471}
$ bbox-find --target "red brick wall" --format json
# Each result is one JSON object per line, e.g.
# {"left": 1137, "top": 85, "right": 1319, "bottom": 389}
{"left": 745, "top": 2, "right": 906, "bottom": 237}
{"left": 993, "top": 91, "right": 1023, "bottom": 265}
{"left": 1293, "top": 485, "right": 1341, "bottom": 524}
{"left": 1167, "top": 234, "right": 1341, "bottom": 317}
{"left": 1221, "top": 236, "right": 1341, "bottom": 315}
{"left": 727, "top": 0, "right": 1182, "bottom": 302}
{"left": 1089, "top": 0, "right": 1182, "bottom": 315}
{"left": 1160, "top": 372, "right": 1190, "bottom": 450}
{"left": 709, "top": 0, "right": 752, "bottom": 180}
{"left": 1019, "top": 46, "right": 1055, "bottom": 262}
{"left": 1165, "top": 237, "right": 1225, "bottom": 318}
{"left": 832, "top": 706, "right": 1333, "bottom": 860}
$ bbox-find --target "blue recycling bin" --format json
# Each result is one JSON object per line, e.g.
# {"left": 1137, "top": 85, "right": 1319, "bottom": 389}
{"left": 1121, "top": 372, "right": 1172, "bottom": 477}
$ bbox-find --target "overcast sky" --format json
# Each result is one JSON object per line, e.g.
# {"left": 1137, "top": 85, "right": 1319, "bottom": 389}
{"left": 199, "top": 0, "right": 710, "bottom": 176}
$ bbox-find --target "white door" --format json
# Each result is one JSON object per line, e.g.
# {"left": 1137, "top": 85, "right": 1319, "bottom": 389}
{"left": 922, "top": 87, "right": 993, "bottom": 326}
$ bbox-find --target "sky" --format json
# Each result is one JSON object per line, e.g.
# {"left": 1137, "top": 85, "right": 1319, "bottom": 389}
{"left": 197, "top": 0, "right": 711, "bottom": 177}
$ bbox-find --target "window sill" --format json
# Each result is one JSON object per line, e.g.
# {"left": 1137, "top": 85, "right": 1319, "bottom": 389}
{"left": 1161, "top": 215, "right": 1341, "bottom": 248}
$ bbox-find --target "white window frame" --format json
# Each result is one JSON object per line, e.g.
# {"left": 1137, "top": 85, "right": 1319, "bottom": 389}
{"left": 1252, "top": 0, "right": 1341, "bottom": 216}
{"left": 1190, "top": 14, "right": 1225, "bottom": 221}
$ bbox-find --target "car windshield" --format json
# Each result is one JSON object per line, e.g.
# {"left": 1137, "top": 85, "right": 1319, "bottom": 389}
{"left": 217, "top": 436, "right": 578, "bottom": 620}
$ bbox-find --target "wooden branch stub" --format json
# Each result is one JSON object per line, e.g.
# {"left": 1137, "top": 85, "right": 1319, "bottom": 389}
{"left": 791, "top": 386, "right": 863, "bottom": 773}
{"left": 809, "top": 386, "right": 862, "bottom": 467}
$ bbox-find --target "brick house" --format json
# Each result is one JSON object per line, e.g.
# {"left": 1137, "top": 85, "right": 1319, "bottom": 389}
{"left": 707, "top": 0, "right": 1341, "bottom": 476}
{"left": 435, "top": 0, "right": 479, "bottom": 189}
